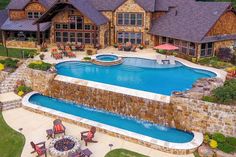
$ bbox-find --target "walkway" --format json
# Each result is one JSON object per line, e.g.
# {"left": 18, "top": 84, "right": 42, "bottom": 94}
{"left": 3, "top": 108, "right": 194, "bottom": 157}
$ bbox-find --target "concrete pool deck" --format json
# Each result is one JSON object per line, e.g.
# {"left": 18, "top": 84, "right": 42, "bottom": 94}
{"left": 3, "top": 108, "right": 194, "bottom": 157}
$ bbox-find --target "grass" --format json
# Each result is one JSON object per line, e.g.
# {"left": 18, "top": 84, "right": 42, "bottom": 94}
{"left": 0, "top": 112, "right": 25, "bottom": 157}
{"left": 0, "top": 45, "right": 37, "bottom": 59}
{"left": 105, "top": 149, "right": 148, "bottom": 157}
{"left": 0, "top": 0, "right": 9, "bottom": 9}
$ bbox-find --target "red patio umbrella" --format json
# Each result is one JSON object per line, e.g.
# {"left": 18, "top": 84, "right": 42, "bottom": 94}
{"left": 154, "top": 43, "right": 179, "bottom": 51}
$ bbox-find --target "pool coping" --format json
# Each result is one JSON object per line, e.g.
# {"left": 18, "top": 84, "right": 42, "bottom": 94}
{"left": 22, "top": 92, "right": 203, "bottom": 152}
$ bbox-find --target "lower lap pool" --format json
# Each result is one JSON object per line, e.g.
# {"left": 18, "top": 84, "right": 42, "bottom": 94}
{"left": 56, "top": 57, "right": 216, "bottom": 95}
{"left": 28, "top": 93, "right": 194, "bottom": 143}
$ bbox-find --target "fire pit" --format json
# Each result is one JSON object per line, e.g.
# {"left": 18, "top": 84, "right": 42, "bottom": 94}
{"left": 49, "top": 135, "right": 81, "bottom": 157}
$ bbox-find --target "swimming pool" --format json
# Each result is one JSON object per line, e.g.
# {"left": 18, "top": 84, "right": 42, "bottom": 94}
{"left": 56, "top": 57, "right": 216, "bottom": 95}
{"left": 28, "top": 93, "right": 194, "bottom": 143}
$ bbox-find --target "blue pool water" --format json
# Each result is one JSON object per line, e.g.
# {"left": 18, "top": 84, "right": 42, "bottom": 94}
{"left": 56, "top": 58, "right": 216, "bottom": 95}
{"left": 96, "top": 55, "right": 118, "bottom": 61}
{"left": 29, "top": 94, "right": 194, "bottom": 143}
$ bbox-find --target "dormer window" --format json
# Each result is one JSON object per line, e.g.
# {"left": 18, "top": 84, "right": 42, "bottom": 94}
{"left": 27, "top": 12, "right": 42, "bottom": 19}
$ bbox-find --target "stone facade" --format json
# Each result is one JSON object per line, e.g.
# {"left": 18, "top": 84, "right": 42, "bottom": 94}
{"left": 171, "top": 97, "right": 236, "bottom": 137}
{"left": 214, "top": 40, "right": 235, "bottom": 53}
{"left": 114, "top": 0, "right": 154, "bottom": 47}
{"left": 23, "top": 68, "right": 56, "bottom": 93}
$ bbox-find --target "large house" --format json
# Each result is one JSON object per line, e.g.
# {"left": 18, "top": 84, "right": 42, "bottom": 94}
{"left": 0, "top": 0, "right": 236, "bottom": 59}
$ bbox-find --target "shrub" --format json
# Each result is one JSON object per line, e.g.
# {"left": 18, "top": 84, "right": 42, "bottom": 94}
{"left": 202, "top": 96, "right": 217, "bottom": 103}
{"left": 28, "top": 61, "right": 52, "bottom": 71}
{"left": 218, "top": 142, "right": 236, "bottom": 153}
{"left": 209, "top": 139, "right": 218, "bottom": 149}
{"left": 226, "top": 137, "right": 236, "bottom": 146}
{"left": 83, "top": 57, "right": 91, "bottom": 61}
{"left": 1, "top": 58, "right": 19, "bottom": 68}
{"left": 18, "top": 91, "right": 24, "bottom": 97}
{"left": 24, "top": 50, "right": 38, "bottom": 58}
{"left": 212, "top": 133, "right": 226, "bottom": 143}
{"left": 113, "top": 43, "right": 118, "bottom": 48}
{"left": 217, "top": 48, "right": 234, "bottom": 62}
{"left": 0, "top": 63, "right": 4, "bottom": 71}
{"left": 158, "top": 49, "right": 167, "bottom": 54}
{"left": 204, "top": 134, "right": 210, "bottom": 143}
{"left": 17, "top": 85, "right": 32, "bottom": 93}
{"left": 212, "top": 79, "right": 236, "bottom": 104}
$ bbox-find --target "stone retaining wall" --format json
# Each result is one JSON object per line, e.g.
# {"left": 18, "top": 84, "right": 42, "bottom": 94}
{"left": 45, "top": 79, "right": 172, "bottom": 126}
{"left": 170, "top": 97, "right": 236, "bottom": 137}
{"left": 23, "top": 68, "right": 56, "bottom": 93}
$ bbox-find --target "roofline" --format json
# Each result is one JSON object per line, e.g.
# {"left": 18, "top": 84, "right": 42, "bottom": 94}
{"left": 22, "top": 1, "right": 48, "bottom": 10}
{"left": 200, "top": 4, "right": 233, "bottom": 41}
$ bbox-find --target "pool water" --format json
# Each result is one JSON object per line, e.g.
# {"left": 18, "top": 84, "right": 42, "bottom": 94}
{"left": 96, "top": 55, "right": 118, "bottom": 61}
{"left": 56, "top": 58, "right": 216, "bottom": 95}
{"left": 29, "top": 93, "right": 194, "bottom": 143}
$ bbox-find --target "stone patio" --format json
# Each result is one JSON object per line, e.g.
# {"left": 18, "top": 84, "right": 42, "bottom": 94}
{"left": 3, "top": 108, "right": 194, "bottom": 157}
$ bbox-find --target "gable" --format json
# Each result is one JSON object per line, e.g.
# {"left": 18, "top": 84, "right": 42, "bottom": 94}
{"left": 24, "top": 2, "right": 47, "bottom": 13}
{"left": 115, "top": 0, "right": 145, "bottom": 13}
{"left": 207, "top": 11, "right": 236, "bottom": 37}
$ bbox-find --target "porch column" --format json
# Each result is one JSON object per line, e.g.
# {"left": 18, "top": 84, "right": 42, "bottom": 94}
{"left": 37, "top": 23, "right": 41, "bottom": 45}
{"left": 2, "top": 31, "right": 8, "bottom": 56}
{"left": 42, "top": 32, "right": 45, "bottom": 44}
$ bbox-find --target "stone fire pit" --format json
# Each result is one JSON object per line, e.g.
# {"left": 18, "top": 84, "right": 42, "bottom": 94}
{"left": 49, "top": 135, "right": 81, "bottom": 157}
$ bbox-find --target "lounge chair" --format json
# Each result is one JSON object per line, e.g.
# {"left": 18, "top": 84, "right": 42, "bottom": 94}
{"left": 66, "top": 51, "right": 76, "bottom": 58}
{"left": 53, "top": 119, "right": 66, "bottom": 137}
{"left": 30, "top": 141, "right": 47, "bottom": 157}
{"left": 71, "top": 45, "right": 77, "bottom": 51}
{"left": 81, "top": 127, "right": 98, "bottom": 146}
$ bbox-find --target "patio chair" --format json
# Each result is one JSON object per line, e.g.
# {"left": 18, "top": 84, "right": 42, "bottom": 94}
{"left": 53, "top": 119, "right": 66, "bottom": 137}
{"left": 78, "top": 44, "right": 85, "bottom": 51}
{"left": 65, "top": 51, "right": 76, "bottom": 58}
{"left": 71, "top": 45, "right": 77, "bottom": 51}
{"left": 124, "top": 42, "right": 132, "bottom": 51}
{"left": 51, "top": 51, "right": 63, "bottom": 60}
{"left": 81, "top": 127, "right": 98, "bottom": 146}
{"left": 30, "top": 141, "right": 47, "bottom": 157}
{"left": 131, "top": 45, "right": 137, "bottom": 52}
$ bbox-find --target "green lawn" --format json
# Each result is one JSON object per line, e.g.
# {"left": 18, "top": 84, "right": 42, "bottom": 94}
{"left": 105, "top": 149, "right": 148, "bottom": 157}
{"left": 0, "top": 113, "right": 25, "bottom": 157}
{"left": 0, "top": 0, "right": 9, "bottom": 9}
{"left": 0, "top": 45, "right": 37, "bottom": 59}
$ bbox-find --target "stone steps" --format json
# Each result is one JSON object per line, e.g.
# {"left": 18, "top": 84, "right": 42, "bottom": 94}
{"left": 0, "top": 92, "right": 22, "bottom": 111}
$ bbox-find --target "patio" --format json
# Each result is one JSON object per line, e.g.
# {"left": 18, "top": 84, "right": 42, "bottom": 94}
{"left": 2, "top": 108, "right": 194, "bottom": 157}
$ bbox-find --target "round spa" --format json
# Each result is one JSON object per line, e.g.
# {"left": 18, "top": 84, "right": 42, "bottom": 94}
{"left": 92, "top": 54, "right": 123, "bottom": 66}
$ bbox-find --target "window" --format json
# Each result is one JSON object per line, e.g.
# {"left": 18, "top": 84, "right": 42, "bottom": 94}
{"left": 162, "top": 37, "right": 167, "bottom": 43}
{"left": 189, "top": 42, "right": 196, "bottom": 56}
{"left": 70, "top": 23, "right": 76, "bottom": 29}
{"left": 137, "top": 14, "right": 143, "bottom": 26}
{"left": 27, "top": 12, "right": 42, "bottom": 19}
{"left": 182, "top": 41, "right": 188, "bottom": 54}
{"left": 77, "top": 16, "right": 83, "bottom": 30}
{"left": 130, "top": 14, "right": 136, "bottom": 25}
{"left": 117, "top": 13, "right": 143, "bottom": 26}
{"left": 55, "top": 24, "right": 62, "bottom": 29}
{"left": 117, "top": 32, "right": 142, "bottom": 44}
{"left": 62, "top": 24, "right": 68, "bottom": 29}
{"left": 201, "top": 43, "right": 213, "bottom": 57}
{"left": 77, "top": 33, "right": 83, "bottom": 43}
{"left": 84, "top": 24, "right": 92, "bottom": 30}
{"left": 63, "top": 32, "right": 68, "bottom": 42}
{"left": 55, "top": 32, "right": 62, "bottom": 42}
{"left": 118, "top": 13, "right": 123, "bottom": 25}
{"left": 70, "top": 33, "right": 75, "bottom": 42}
{"left": 28, "top": 12, "right": 33, "bottom": 19}
{"left": 85, "top": 33, "right": 91, "bottom": 44}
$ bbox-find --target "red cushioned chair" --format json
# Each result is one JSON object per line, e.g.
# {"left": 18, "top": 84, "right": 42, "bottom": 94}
{"left": 30, "top": 141, "right": 47, "bottom": 157}
{"left": 81, "top": 127, "right": 98, "bottom": 146}
{"left": 53, "top": 119, "right": 66, "bottom": 137}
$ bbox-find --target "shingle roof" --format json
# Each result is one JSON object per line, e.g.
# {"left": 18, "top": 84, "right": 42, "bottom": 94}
{"left": 149, "top": 1, "right": 232, "bottom": 42}
{"left": 0, "top": 10, "right": 8, "bottom": 28}
{"left": 7, "top": 0, "right": 55, "bottom": 10}
{"left": 88, "top": 0, "right": 125, "bottom": 11}
{"left": 69, "top": 0, "right": 108, "bottom": 25}
{"left": 1, "top": 18, "right": 50, "bottom": 31}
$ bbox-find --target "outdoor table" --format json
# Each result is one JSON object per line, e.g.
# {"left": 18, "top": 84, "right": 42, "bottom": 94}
{"left": 82, "top": 148, "right": 93, "bottom": 157}
{"left": 46, "top": 129, "right": 53, "bottom": 139}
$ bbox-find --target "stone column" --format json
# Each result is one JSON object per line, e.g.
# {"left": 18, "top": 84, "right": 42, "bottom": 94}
{"left": 37, "top": 23, "right": 41, "bottom": 45}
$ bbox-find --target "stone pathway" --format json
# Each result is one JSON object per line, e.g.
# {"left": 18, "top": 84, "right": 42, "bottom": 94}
{"left": 0, "top": 61, "right": 28, "bottom": 94}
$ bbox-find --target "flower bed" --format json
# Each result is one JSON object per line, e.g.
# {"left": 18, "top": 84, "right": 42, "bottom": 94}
{"left": 28, "top": 61, "right": 52, "bottom": 71}
{"left": 0, "top": 58, "right": 19, "bottom": 72}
